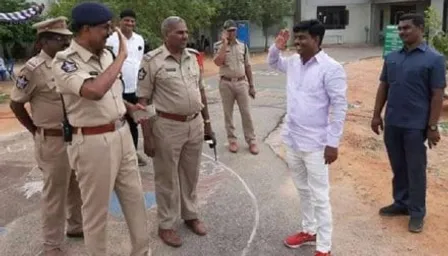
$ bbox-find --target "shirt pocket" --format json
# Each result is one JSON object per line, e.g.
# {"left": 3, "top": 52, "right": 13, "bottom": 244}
{"left": 387, "top": 61, "right": 397, "bottom": 83}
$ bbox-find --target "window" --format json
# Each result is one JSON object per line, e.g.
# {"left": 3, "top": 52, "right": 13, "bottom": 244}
{"left": 317, "top": 6, "right": 349, "bottom": 30}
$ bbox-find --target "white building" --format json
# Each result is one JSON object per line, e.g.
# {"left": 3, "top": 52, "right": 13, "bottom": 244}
{"left": 241, "top": 0, "right": 446, "bottom": 49}
{"left": 298, "top": 0, "right": 445, "bottom": 45}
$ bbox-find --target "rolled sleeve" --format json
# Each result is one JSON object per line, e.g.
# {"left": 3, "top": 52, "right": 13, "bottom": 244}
{"left": 52, "top": 57, "right": 94, "bottom": 96}
{"left": 324, "top": 64, "right": 348, "bottom": 148}
{"left": 267, "top": 44, "right": 287, "bottom": 73}
{"left": 430, "top": 55, "right": 446, "bottom": 89}
{"left": 136, "top": 60, "right": 154, "bottom": 101}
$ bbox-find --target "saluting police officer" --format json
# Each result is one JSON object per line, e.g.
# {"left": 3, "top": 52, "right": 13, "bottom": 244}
{"left": 137, "top": 16, "right": 215, "bottom": 247}
{"left": 213, "top": 19, "right": 259, "bottom": 155}
{"left": 51, "top": 3, "right": 150, "bottom": 256}
{"left": 9, "top": 17, "right": 83, "bottom": 256}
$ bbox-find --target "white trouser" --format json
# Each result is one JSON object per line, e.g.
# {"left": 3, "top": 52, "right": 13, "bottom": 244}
{"left": 286, "top": 147, "right": 332, "bottom": 253}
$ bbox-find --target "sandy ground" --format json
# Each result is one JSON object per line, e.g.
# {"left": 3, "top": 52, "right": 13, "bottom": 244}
{"left": 329, "top": 58, "right": 448, "bottom": 255}
{"left": 1, "top": 54, "right": 448, "bottom": 255}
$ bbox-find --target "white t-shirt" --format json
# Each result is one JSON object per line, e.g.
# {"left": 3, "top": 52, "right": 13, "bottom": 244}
{"left": 106, "top": 31, "right": 145, "bottom": 93}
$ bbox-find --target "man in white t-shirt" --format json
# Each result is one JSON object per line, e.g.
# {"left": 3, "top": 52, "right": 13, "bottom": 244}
{"left": 106, "top": 9, "right": 147, "bottom": 166}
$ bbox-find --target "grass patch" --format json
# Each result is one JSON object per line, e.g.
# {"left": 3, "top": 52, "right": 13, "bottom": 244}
{"left": 0, "top": 93, "right": 9, "bottom": 104}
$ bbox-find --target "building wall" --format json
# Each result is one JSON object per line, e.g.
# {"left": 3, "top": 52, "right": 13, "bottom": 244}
{"left": 248, "top": 16, "right": 295, "bottom": 50}
{"left": 301, "top": 0, "right": 372, "bottom": 44}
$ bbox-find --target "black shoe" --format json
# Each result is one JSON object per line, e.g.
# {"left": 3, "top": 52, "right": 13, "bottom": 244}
{"left": 66, "top": 232, "right": 84, "bottom": 238}
{"left": 408, "top": 217, "right": 424, "bottom": 233}
{"left": 379, "top": 204, "right": 409, "bottom": 216}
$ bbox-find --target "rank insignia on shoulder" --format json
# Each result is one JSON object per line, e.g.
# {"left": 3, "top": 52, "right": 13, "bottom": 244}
{"left": 138, "top": 68, "right": 147, "bottom": 80}
{"left": 61, "top": 60, "right": 77, "bottom": 73}
{"left": 15, "top": 75, "right": 28, "bottom": 89}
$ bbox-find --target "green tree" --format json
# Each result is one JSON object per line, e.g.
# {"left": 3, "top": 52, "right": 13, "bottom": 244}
{"left": 48, "top": 0, "right": 219, "bottom": 48}
{"left": 0, "top": 0, "right": 42, "bottom": 59}
{"left": 424, "top": 6, "right": 448, "bottom": 59}
{"left": 253, "top": 0, "right": 293, "bottom": 51}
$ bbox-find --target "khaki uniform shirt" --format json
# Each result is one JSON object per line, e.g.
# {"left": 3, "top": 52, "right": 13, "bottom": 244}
{"left": 10, "top": 51, "right": 63, "bottom": 129}
{"left": 136, "top": 45, "right": 204, "bottom": 116}
{"left": 213, "top": 39, "right": 250, "bottom": 78}
{"left": 52, "top": 40, "right": 126, "bottom": 127}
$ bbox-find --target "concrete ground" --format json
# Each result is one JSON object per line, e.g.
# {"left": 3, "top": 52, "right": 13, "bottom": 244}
{"left": 0, "top": 46, "right": 383, "bottom": 256}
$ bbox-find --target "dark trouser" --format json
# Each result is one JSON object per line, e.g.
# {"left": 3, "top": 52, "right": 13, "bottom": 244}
{"left": 384, "top": 125, "right": 427, "bottom": 218}
{"left": 123, "top": 92, "right": 139, "bottom": 149}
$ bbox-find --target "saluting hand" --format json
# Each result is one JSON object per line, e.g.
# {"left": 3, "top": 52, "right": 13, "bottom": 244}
{"left": 275, "top": 29, "right": 289, "bottom": 50}
{"left": 115, "top": 27, "right": 128, "bottom": 59}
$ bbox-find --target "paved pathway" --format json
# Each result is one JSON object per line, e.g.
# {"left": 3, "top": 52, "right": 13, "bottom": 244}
{"left": 0, "top": 46, "right": 382, "bottom": 256}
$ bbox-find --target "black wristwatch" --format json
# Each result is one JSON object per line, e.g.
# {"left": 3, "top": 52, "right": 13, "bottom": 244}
{"left": 428, "top": 125, "right": 438, "bottom": 131}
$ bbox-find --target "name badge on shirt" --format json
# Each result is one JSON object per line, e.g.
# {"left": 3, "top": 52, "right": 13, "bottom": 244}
{"left": 165, "top": 68, "right": 176, "bottom": 72}
{"left": 89, "top": 71, "right": 99, "bottom": 76}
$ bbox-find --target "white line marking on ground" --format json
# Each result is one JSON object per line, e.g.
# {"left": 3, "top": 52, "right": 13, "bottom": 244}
{"left": 21, "top": 181, "right": 43, "bottom": 199}
{"left": 202, "top": 153, "right": 260, "bottom": 256}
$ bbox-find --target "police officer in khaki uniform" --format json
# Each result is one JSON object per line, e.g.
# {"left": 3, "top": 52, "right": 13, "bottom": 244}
{"left": 137, "top": 16, "right": 215, "bottom": 248}
{"left": 51, "top": 3, "right": 150, "bottom": 256}
{"left": 9, "top": 17, "right": 83, "bottom": 256}
{"left": 213, "top": 19, "right": 259, "bottom": 155}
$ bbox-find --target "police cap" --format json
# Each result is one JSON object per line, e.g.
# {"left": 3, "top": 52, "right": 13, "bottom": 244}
{"left": 32, "top": 16, "right": 72, "bottom": 35}
{"left": 71, "top": 2, "right": 113, "bottom": 27}
{"left": 223, "top": 20, "right": 237, "bottom": 30}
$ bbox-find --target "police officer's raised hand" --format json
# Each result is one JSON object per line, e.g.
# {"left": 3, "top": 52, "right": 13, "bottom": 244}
{"left": 275, "top": 29, "right": 289, "bottom": 50}
{"left": 371, "top": 115, "right": 383, "bottom": 135}
{"left": 115, "top": 27, "right": 128, "bottom": 59}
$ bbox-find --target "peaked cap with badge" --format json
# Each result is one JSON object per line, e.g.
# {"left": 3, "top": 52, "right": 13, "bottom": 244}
{"left": 32, "top": 16, "right": 72, "bottom": 35}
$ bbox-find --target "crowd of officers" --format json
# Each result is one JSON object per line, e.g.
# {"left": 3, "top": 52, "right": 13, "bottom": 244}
{"left": 9, "top": 2, "right": 259, "bottom": 256}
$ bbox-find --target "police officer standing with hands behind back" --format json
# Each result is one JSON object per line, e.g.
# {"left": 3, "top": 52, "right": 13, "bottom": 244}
{"left": 52, "top": 3, "right": 150, "bottom": 256}
{"left": 137, "top": 16, "right": 215, "bottom": 248}
{"left": 10, "top": 17, "right": 83, "bottom": 256}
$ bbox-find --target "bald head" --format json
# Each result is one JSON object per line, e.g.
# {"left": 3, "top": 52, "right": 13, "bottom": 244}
{"left": 161, "top": 16, "right": 185, "bottom": 37}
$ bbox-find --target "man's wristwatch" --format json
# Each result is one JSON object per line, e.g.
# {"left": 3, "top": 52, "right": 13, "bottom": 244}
{"left": 428, "top": 124, "right": 438, "bottom": 131}
{"left": 204, "top": 119, "right": 211, "bottom": 124}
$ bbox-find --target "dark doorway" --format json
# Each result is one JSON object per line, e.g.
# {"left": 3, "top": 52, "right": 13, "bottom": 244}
{"left": 390, "top": 4, "right": 417, "bottom": 24}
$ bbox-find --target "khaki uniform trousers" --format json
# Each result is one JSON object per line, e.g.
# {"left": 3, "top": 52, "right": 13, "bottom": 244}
{"left": 67, "top": 122, "right": 149, "bottom": 256}
{"left": 218, "top": 79, "right": 256, "bottom": 144}
{"left": 34, "top": 132, "right": 83, "bottom": 252}
{"left": 152, "top": 114, "right": 204, "bottom": 229}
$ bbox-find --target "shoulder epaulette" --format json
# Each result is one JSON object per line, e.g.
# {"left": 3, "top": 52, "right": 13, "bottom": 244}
{"left": 187, "top": 48, "right": 199, "bottom": 55}
{"left": 143, "top": 47, "right": 163, "bottom": 61}
{"left": 24, "top": 56, "right": 45, "bottom": 71}
{"left": 55, "top": 47, "right": 76, "bottom": 60}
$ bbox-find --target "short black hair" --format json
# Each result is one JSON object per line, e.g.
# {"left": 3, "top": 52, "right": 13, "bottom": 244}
{"left": 293, "top": 19, "right": 325, "bottom": 46}
{"left": 120, "top": 9, "right": 136, "bottom": 19}
{"left": 399, "top": 13, "right": 425, "bottom": 27}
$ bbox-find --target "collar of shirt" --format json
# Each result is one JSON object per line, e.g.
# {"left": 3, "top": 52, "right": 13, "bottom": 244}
{"left": 39, "top": 50, "right": 53, "bottom": 68}
{"left": 161, "top": 44, "right": 192, "bottom": 61}
{"left": 400, "top": 41, "right": 428, "bottom": 53}
{"left": 71, "top": 40, "right": 106, "bottom": 62}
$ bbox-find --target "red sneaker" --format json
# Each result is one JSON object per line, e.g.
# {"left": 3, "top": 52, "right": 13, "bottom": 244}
{"left": 315, "top": 251, "right": 331, "bottom": 256}
{"left": 283, "top": 232, "right": 316, "bottom": 248}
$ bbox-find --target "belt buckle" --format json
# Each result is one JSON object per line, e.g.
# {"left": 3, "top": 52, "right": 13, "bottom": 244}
{"left": 185, "top": 113, "right": 196, "bottom": 121}
{"left": 231, "top": 77, "right": 238, "bottom": 82}
{"left": 114, "top": 119, "right": 124, "bottom": 130}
